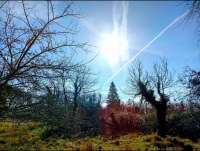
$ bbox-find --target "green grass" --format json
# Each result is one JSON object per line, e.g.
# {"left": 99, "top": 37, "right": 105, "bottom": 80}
{"left": 1, "top": 121, "right": 200, "bottom": 150}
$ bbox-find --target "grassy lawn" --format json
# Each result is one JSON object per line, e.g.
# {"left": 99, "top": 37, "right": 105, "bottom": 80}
{"left": 0, "top": 121, "right": 199, "bottom": 150}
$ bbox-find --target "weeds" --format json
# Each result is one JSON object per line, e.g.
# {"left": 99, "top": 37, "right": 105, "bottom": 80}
{"left": 124, "top": 144, "right": 132, "bottom": 150}
{"left": 1, "top": 100, "right": 200, "bottom": 151}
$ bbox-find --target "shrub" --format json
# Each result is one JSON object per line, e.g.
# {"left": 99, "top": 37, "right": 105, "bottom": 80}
{"left": 166, "top": 101, "right": 200, "bottom": 141}
{"left": 99, "top": 100, "right": 155, "bottom": 137}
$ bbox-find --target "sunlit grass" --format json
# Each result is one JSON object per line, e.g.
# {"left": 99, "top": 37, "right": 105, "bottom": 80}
{"left": 1, "top": 121, "right": 200, "bottom": 150}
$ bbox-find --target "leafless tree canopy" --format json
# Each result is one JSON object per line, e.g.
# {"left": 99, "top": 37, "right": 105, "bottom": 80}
{"left": 180, "top": 0, "right": 200, "bottom": 42}
{"left": 0, "top": 0, "right": 95, "bottom": 92}
{"left": 68, "top": 65, "right": 99, "bottom": 114}
{"left": 123, "top": 58, "right": 176, "bottom": 100}
{"left": 123, "top": 58, "right": 177, "bottom": 137}
{"left": 179, "top": 66, "right": 200, "bottom": 101}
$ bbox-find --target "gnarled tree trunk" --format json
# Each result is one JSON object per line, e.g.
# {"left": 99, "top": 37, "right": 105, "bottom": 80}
{"left": 138, "top": 81, "right": 168, "bottom": 137}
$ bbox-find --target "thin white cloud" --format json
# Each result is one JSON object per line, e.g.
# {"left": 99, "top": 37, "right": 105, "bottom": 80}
{"left": 109, "top": 1, "right": 129, "bottom": 73}
{"left": 119, "top": 1, "right": 129, "bottom": 62}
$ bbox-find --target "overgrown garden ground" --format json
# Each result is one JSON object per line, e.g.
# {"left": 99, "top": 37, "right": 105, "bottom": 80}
{"left": 1, "top": 121, "right": 199, "bottom": 151}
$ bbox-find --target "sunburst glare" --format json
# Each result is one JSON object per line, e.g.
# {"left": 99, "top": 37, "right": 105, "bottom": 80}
{"left": 101, "top": 33, "right": 128, "bottom": 65}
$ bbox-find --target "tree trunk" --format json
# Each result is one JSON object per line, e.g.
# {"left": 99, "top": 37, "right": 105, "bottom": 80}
{"left": 73, "top": 101, "right": 77, "bottom": 116}
{"left": 137, "top": 81, "right": 168, "bottom": 138}
{"left": 110, "top": 112, "right": 120, "bottom": 133}
{"left": 72, "top": 90, "right": 78, "bottom": 117}
{"left": 0, "top": 86, "right": 8, "bottom": 120}
{"left": 155, "top": 103, "right": 167, "bottom": 138}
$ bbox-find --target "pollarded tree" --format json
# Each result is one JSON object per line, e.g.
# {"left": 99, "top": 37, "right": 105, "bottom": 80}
{"left": 123, "top": 58, "right": 176, "bottom": 137}
{"left": 107, "top": 81, "right": 120, "bottom": 105}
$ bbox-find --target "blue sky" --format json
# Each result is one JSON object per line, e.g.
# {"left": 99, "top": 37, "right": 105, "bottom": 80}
{"left": 70, "top": 1, "right": 200, "bottom": 100}
{"left": 5, "top": 1, "right": 199, "bottom": 103}
{"left": 72, "top": 1, "right": 199, "bottom": 102}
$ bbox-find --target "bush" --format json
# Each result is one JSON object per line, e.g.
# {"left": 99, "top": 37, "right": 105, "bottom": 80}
{"left": 166, "top": 101, "right": 200, "bottom": 142}
{"left": 99, "top": 100, "right": 200, "bottom": 141}
{"left": 99, "top": 100, "right": 155, "bottom": 137}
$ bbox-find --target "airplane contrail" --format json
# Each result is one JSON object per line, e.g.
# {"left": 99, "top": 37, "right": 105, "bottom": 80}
{"left": 101, "top": 10, "right": 189, "bottom": 89}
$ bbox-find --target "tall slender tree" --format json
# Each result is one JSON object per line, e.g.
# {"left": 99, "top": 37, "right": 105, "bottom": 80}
{"left": 107, "top": 81, "right": 120, "bottom": 105}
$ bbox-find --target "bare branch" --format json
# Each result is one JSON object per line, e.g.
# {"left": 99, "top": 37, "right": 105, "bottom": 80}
{"left": 0, "top": 1, "right": 97, "bottom": 92}
{"left": 179, "top": 66, "right": 200, "bottom": 101}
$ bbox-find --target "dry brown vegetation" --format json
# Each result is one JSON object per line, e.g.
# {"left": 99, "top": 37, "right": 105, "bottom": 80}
{"left": 1, "top": 121, "right": 200, "bottom": 151}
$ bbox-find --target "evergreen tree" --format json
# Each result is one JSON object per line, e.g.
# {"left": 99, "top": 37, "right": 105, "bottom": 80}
{"left": 107, "top": 81, "right": 120, "bottom": 105}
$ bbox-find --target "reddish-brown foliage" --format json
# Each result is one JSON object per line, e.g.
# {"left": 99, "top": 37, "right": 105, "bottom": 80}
{"left": 98, "top": 100, "right": 154, "bottom": 137}
{"left": 99, "top": 99, "right": 197, "bottom": 138}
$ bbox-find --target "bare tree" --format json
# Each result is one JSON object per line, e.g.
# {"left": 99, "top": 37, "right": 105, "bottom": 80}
{"left": 0, "top": 1, "right": 7, "bottom": 9}
{"left": 34, "top": 64, "right": 100, "bottom": 137}
{"left": 177, "top": 0, "right": 200, "bottom": 100}
{"left": 0, "top": 0, "right": 96, "bottom": 93}
{"left": 42, "top": 63, "right": 100, "bottom": 116}
{"left": 68, "top": 65, "right": 99, "bottom": 116}
{"left": 179, "top": 66, "right": 200, "bottom": 102}
{"left": 0, "top": 1, "right": 99, "bottom": 122}
{"left": 179, "top": 0, "right": 200, "bottom": 42}
{"left": 33, "top": 61, "right": 99, "bottom": 112}
{"left": 123, "top": 58, "right": 176, "bottom": 137}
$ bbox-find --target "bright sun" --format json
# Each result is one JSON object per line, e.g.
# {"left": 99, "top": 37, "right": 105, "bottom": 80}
{"left": 101, "top": 33, "right": 128, "bottom": 64}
